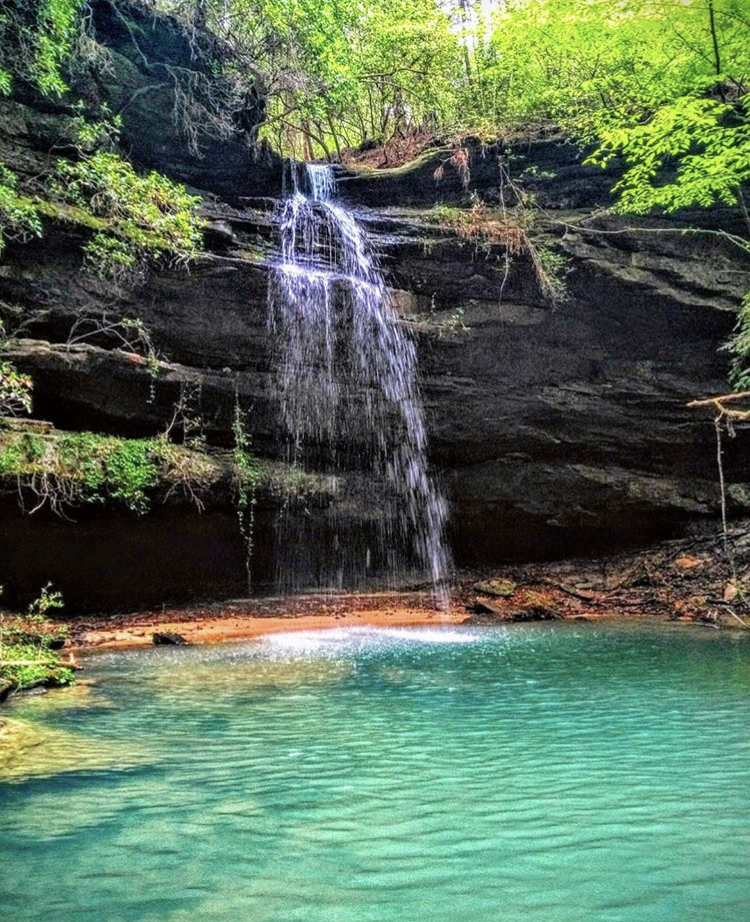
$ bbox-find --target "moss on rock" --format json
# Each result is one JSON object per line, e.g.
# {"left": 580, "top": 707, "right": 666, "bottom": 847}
{"left": 475, "top": 578, "right": 517, "bottom": 598}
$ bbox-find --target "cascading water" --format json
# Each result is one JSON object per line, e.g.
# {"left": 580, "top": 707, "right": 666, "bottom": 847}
{"left": 268, "top": 162, "right": 451, "bottom": 598}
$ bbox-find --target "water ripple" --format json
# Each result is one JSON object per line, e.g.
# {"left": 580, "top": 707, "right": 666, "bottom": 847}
{"left": 1, "top": 624, "right": 750, "bottom": 922}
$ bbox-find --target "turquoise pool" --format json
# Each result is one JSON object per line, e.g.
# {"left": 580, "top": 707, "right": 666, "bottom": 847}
{"left": 1, "top": 623, "right": 750, "bottom": 921}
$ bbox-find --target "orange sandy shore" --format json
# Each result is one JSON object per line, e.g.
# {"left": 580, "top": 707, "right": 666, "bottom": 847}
{"left": 75, "top": 594, "right": 470, "bottom": 650}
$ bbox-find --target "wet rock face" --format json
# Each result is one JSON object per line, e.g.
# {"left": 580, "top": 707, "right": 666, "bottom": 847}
{"left": 417, "top": 216, "right": 750, "bottom": 560}
{"left": 4, "top": 184, "right": 750, "bottom": 606}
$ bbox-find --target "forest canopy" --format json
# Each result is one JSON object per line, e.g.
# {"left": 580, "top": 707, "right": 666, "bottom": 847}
{"left": 145, "top": 0, "right": 750, "bottom": 165}
{"left": 138, "top": 1, "right": 750, "bottom": 227}
{"left": 1, "top": 1, "right": 747, "bottom": 170}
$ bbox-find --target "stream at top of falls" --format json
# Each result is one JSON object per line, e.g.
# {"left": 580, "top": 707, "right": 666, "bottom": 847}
{"left": 267, "top": 162, "right": 451, "bottom": 599}
{"left": 2, "top": 622, "right": 750, "bottom": 922}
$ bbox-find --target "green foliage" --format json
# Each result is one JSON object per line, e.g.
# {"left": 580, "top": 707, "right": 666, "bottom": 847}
{"left": 0, "top": 585, "right": 72, "bottom": 694}
{"left": 53, "top": 432, "right": 159, "bottom": 513}
{"left": 0, "top": 0, "right": 87, "bottom": 97}
{"left": 0, "top": 318, "right": 33, "bottom": 418}
{"left": 589, "top": 97, "right": 750, "bottom": 214}
{"left": 0, "top": 641, "right": 74, "bottom": 692}
{"left": 71, "top": 101, "right": 123, "bottom": 154}
{"left": 467, "top": 0, "right": 750, "bottom": 235}
{"left": 1, "top": 136, "right": 203, "bottom": 287}
{"left": 1, "top": 621, "right": 68, "bottom": 648}
{"left": 532, "top": 246, "right": 570, "bottom": 304}
{"left": 52, "top": 153, "right": 205, "bottom": 280}
{"left": 427, "top": 204, "right": 464, "bottom": 226}
{"left": 469, "top": 1, "right": 749, "bottom": 134}
{"left": 94, "top": 438, "right": 160, "bottom": 513}
{"left": 0, "top": 430, "right": 160, "bottom": 513}
{"left": 0, "top": 426, "right": 236, "bottom": 515}
{"left": 0, "top": 165, "right": 43, "bottom": 257}
{"left": 34, "top": 0, "right": 87, "bottom": 95}
{"left": 84, "top": 233, "right": 138, "bottom": 279}
{"left": 0, "top": 361, "right": 33, "bottom": 417}
{"left": 157, "top": 0, "right": 461, "bottom": 158}
{"left": 153, "top": 0, "right": 750, "bottom": 169}
{"left": 28, "top": 582, "right": 65, "bottom": 620}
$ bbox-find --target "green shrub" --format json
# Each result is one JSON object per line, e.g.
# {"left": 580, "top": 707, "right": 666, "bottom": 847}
{"left": 0, "top": 361, "right": 33, "bottom": 416}
{"left": 0, "top": 165, "right": 43, "bottom": 257}
{"left": 0, "top": 642, "right": 73, "bottom": 692}
{"left": 0, "top": 428, "right": 229, "bottom": 515}
{"left": 28, "top": 582, "right": 65, "bottom": 620}
{"left": 98, "top": 439, "right": 160, "bottom": 513}
{"left": 0, "top": 584, "right": 73, "bottom": 694}
{"left": 52, "top": 152, "right": 205, "bottom": 280}
{"left": 34, "top": 0, "right": 86, "bottom": 95}
{"left": 53, "top": 431, "right": 159, "bottom": 513}
{"left": 0, "top": 0, "right": 87, "bottom": 98}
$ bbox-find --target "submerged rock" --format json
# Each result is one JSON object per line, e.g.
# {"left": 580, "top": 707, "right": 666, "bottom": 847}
{"left": 509, "top": 606, "right": 563, "bottom": 622}
{"left": 15, "top": 686, "right": 48, "bottom": 697}
{"left": 0, "top": 717, "right": 153, "bottom": 782}
{"left": 466, "top": 598, "right": 563, "bottom": 623}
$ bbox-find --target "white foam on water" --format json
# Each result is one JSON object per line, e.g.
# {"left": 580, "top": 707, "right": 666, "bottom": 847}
{"left": 364, "top": 626, "right": 476, "bottom": 645}
{"left": 260, "top": 625, "right": 477, "bottom": 657}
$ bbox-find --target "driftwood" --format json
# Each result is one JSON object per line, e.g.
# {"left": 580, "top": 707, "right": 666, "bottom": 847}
{"left": 688, "top": 392, "right": 750, "bottom": 420}
{"left": 687, "top": 392, "right": 750, "bottom": 549}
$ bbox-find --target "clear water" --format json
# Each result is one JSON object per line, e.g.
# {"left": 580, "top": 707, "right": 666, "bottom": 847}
{"left": 268, "top": 163, "right": 450, "bottom": 596}
{"left": 2, "top": 623, "right": 750, "bottom": 922}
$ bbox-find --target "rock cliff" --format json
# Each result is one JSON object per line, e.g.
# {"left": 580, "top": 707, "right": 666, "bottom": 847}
{"left": 1, "top": 5, "right": 749, "bottom": 609}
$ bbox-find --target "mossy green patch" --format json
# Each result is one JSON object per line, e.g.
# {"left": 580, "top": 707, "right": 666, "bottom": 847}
{"left": 0, "top": 428, "right": 203, "bottom": 514}
{"left": 475, "top": 579, "right": 517, "bottom": 598}
{"left": 30, "top": 197, "right": 108, "bottom": 231}
{"left": 0, "top": 423, "right": 330, "bottom": 517}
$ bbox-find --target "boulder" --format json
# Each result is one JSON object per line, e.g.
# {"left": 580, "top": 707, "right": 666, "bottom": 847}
{"left": 474, "top": 579, "right": 517, "bottom": 598}
{"left": 152, "top": 632, "right": 189, "bottom": 646}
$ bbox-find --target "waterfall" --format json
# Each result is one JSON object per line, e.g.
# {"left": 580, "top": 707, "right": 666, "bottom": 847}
{"left": 268, "top": 162, "right": 451, "bottom": 599}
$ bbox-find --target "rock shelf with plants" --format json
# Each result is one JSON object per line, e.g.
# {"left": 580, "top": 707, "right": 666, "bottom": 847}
{"left": 0, "top": 583, "right": 73, "bottom": 699}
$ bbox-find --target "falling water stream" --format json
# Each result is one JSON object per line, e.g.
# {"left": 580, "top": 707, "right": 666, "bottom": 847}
{"left": 268, "top": 163, "right": 450, "bottom": 596}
